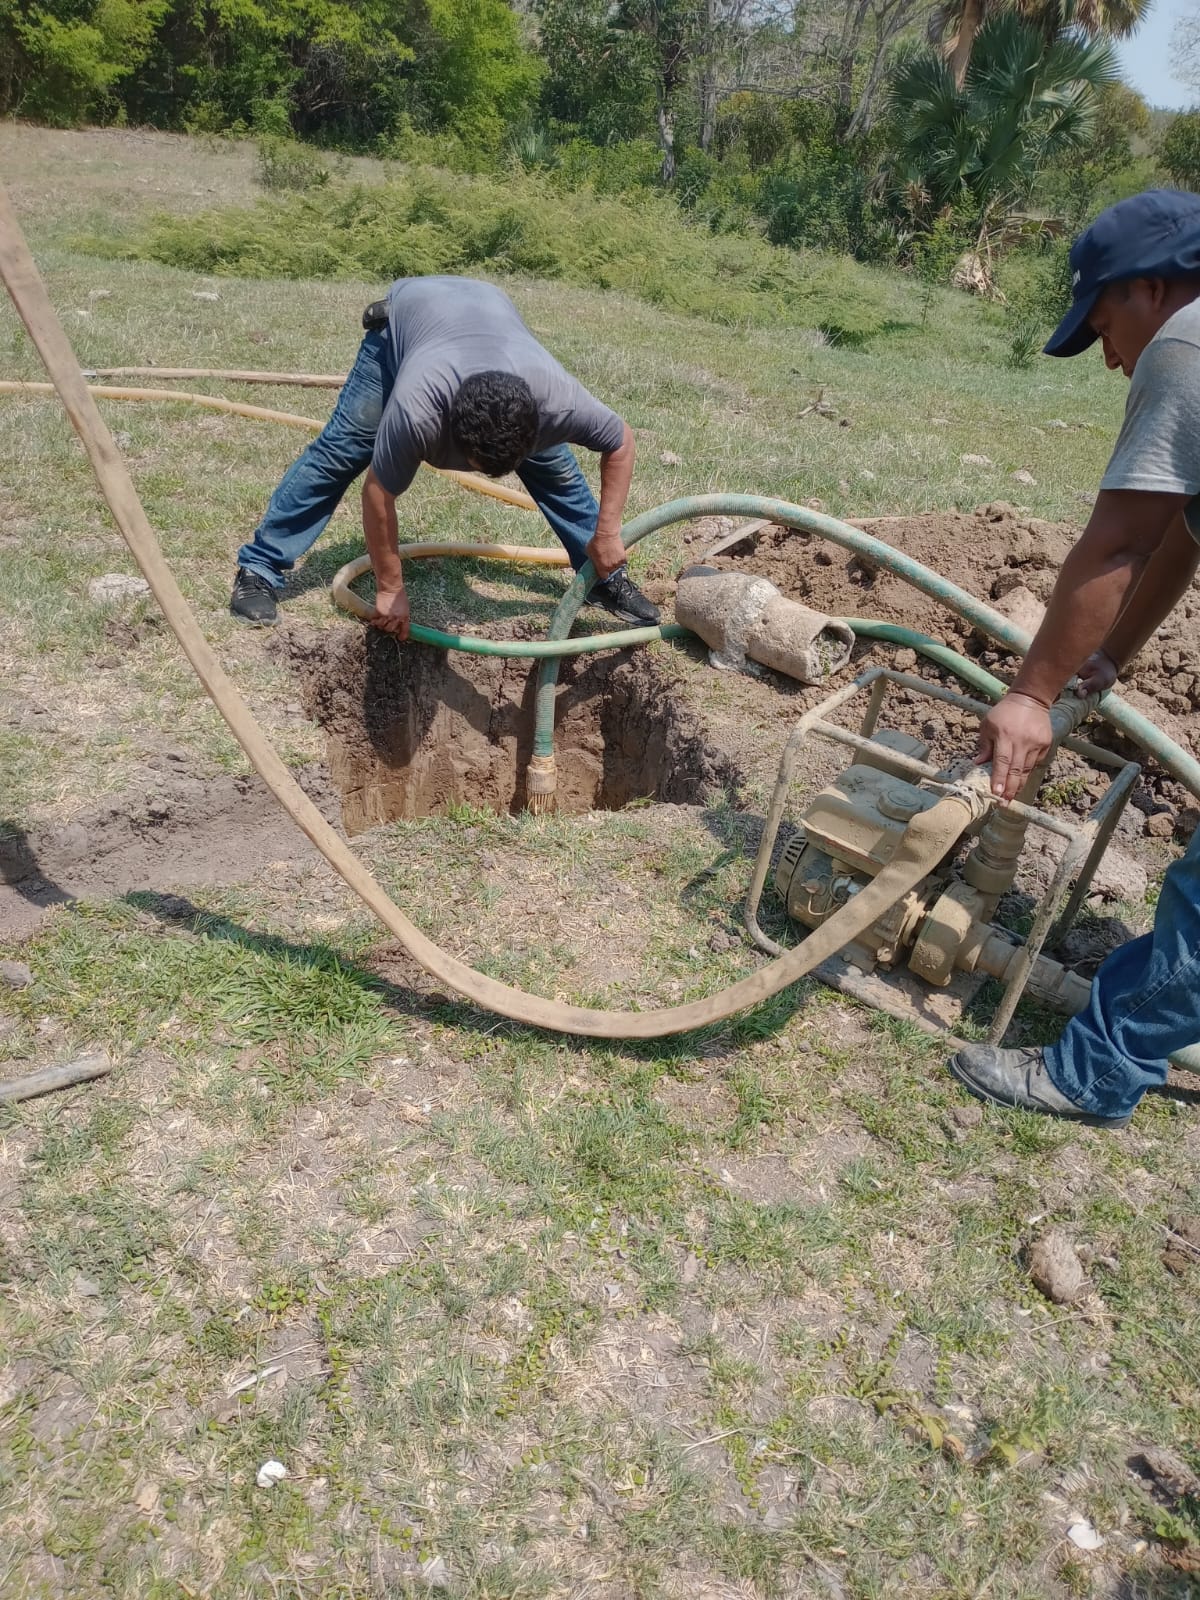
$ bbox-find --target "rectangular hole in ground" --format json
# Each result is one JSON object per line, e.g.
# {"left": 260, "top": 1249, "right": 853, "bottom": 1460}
{"left": 280, "top": 629, "right": 743, "bottom": 833}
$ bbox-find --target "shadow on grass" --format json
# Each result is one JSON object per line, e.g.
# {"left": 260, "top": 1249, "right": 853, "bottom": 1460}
{"left": 122, "top": 882, "right": 808, "bottom": 1066}
{"left": 123, "top": 888, "right": 443, "bottom": 1019}
{"left": 282, "top": 533, "right": 571, "bottom": 620}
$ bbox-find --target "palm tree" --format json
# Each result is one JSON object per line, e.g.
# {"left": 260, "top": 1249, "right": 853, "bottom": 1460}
{"left": 889, "top": 12, "right": 1118, "bottom": 239}
{"left": 940, "top": 0, "right": 1149, "bottom": 89}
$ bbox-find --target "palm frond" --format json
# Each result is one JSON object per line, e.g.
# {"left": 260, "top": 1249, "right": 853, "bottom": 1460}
{"left": 1041, "top": 29, "right": 1119, "bottom": 88}
{"left": 884, "top": 10, "right": 1114, "bottom": 226}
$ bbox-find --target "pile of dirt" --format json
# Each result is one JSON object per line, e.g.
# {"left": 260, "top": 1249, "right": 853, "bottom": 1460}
{"left": 711, "top": 502, "right": 1070, "bottom": 644}
{"left": 0, "top": 763, "right": 335, "bottom": 941}
{"left": 713, "top": 501, "right": 1200, "bottom": 721}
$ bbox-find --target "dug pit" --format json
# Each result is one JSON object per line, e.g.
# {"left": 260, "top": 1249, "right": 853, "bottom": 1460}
{"left": 281, "top": 628, "right": 742, "bottom": 834}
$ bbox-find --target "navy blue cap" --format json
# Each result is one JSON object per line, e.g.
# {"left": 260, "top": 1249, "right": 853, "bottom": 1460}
{"left": 1045, "top": 189, "right": 1200, "bottom": 357}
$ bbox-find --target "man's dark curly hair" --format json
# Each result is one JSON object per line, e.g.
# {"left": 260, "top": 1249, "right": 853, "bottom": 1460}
{"left": 449, "top": 371, "right": 539, "bottom": 477}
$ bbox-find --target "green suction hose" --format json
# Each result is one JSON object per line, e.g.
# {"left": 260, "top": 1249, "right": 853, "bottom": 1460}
{"left": 404, "top": 619, "right": 691, "bottom": 657}
{"left": 530, "top": 494, "right": 1200, "bottom": 800}
{"left": 848, "top": 620, "right": 1006, "bottom": 701}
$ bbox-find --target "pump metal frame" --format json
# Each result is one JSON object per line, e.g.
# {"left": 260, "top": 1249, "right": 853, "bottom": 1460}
{"left": 743, "top": 667, "right": 1141, "bottom": 1047}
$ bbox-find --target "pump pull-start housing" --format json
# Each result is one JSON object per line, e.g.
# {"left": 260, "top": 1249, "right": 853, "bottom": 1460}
{"left": 774, "top": 731, "right": 943, "bottom": 967}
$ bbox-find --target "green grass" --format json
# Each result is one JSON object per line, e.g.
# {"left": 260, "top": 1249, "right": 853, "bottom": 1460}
{"left": 2, "top": 124, "right": 1199, "bottom": 1598}
{"left": 4, "top": 851, "right": 1199, "bottom": 1595}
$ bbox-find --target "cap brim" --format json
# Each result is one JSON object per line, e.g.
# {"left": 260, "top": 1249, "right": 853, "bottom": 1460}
{"left": 1043, "top": 290, "right": 1101, "bottom": 357}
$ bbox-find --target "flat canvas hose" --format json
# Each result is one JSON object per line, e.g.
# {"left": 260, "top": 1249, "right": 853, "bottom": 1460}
{"left": 0, "top": 183, "right": 978, "bottom": 1040}
{"left": 0, "top": 379, "right": 539, "bottom": 511}
{"left": 82, "top": 366, "right": 348, "bottom": 386}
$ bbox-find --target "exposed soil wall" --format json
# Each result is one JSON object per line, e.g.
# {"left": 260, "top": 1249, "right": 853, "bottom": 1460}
{"left": 279, "top": 628, "right": 742, "bottom": 834}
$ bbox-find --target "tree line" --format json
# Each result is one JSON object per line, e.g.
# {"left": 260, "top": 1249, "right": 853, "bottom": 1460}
{"left": 3, "top": 0, "right": 1193, "bottom": 273}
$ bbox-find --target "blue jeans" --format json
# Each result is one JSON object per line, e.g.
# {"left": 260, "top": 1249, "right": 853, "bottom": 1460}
{"left": 1046, "top": 825, "right": 1200, "bottom": 1118}
{"left": 237, "top": 330, "right": 602, "bottom": 587}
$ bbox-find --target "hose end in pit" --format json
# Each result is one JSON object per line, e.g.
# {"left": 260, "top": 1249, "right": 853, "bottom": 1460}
{"left": 525, "top": 753, "right": 558, "bottom": 815}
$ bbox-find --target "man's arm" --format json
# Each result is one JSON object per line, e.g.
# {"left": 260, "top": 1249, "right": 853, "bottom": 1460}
{"left": 978, "top": 488, "right": 1186, "bottom": 800}
{"left": 1078, "top": 511, "right": 1200, "bottom": 692}
{"left": 362, "top": 467, "right": 410, "bottom": 640}
{"left": 586, "top": 422, "right": 636, "bottom": 581}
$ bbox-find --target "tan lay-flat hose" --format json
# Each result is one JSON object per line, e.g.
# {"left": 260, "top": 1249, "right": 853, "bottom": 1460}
{"left": 0, "top": 182, "right": 978, "bottom": 1038}
{"left": 0, "top": 379, "right": 539, "bottom": 511}
{"left": 84, "top": 366, "right": 348, "bottom": 386}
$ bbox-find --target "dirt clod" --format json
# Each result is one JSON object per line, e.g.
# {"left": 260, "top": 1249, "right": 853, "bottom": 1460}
{"left": 87, "top": 573, "right": 151, "bottom": 605}
{"left": 1027, "top": 1230, "right": 1088, "bottom": 1304}
{"left": 1089, "top": 846, "right": 1149, "bottom": 905}
{"left": 1162, "top": 1212, "right": 1200, "bottom": 1277}
{"left": 0, "top": 960, "right": 33, "bottom": 989}
{"left": 1145, "top": 811, "right": 1177, "bottom": 839}
{"left": 1129, "top": 1445, "right": 1200, "bottom": 1505}
{"left": 994, "top": 583, "right": 1045, "bottom": 639}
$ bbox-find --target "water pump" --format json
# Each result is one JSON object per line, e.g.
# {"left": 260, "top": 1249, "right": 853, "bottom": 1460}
{"left": 745, "top": 665, "right": 1140, "bottom": 1048}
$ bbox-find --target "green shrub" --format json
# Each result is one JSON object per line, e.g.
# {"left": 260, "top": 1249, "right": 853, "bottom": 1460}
{"left": 550, "top": 138, "right": 661, "bottom": 196}
{"left": 910, "top": 212, "right": 972, "bottom": 325}
{"left": 91, "top": 162, "right": 901, "bottom": 345}
{"left": 759, "top": 151, "right": 894, "bottom": 264}
{"left": 674, "top": 148, "right": 761, "bottom": 235}
{"left": 508, "top": 123, "right": 556, "bottom": 172}
{"left": 1, "top": 0, "right": 167, "bottom": 125}
{"left": 255, "top": 136, "right": 333, "bottom": 192}
{"left": 998, "top": 238, "right": 1072, "bottom": 369}
{"left": 713, "top": 93, "right": 791, "bottom": 170}
{"left": 1160, "top": 109, "right": 1200, "bottom": 193}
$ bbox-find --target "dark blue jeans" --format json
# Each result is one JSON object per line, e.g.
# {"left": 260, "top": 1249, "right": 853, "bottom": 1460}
{"left": 1046, "top": 825, "right": 1200, "bottom": 1118}
{"left": 237, "top": 330, "right": 602, "bottom": 587}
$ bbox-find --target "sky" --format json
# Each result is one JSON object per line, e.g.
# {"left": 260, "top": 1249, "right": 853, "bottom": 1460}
{"left": 1117, "top": 0, "right": 1196, "bottom": 108}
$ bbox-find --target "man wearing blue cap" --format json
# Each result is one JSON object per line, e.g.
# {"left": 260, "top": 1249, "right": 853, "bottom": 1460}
{"left": 949, "top": 189, "right": 1200, "bottom": 1128}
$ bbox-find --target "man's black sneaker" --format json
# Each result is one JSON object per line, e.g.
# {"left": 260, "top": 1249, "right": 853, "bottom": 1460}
{"left": 589, "top": 569, "right": 660, "bottom": 627}
{"left": 230, "top": 568, "right": 279, "bottom": 626}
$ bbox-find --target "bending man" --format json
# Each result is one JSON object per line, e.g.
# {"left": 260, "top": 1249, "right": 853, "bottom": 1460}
{"left": 230, "top": 275, "right": 660, "bottom": 635}
{"left": 950, "top": 189, "right": 1200, "bottom": 1129}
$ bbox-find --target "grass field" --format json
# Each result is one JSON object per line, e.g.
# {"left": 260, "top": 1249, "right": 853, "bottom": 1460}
{"left": 2, "top": 125, "right": 1199, "bottom": 1600}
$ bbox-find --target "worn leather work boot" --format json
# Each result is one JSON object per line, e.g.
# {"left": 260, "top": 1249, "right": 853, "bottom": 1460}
{"left": 948, "top": 1044, "right": 1131, "bottom": 1128}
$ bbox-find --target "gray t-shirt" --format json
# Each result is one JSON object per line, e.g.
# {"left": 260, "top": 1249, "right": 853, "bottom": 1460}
{"left": 370, "top": 276, "right": 625, "bottom": 496}
{"left": 1101, "top": 297, "right": 1200, "bottom": 537}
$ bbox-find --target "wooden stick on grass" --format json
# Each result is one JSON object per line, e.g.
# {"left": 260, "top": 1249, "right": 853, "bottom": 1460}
{"left": 0, "top": 1052, "right": 111, "bottom": 1106}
